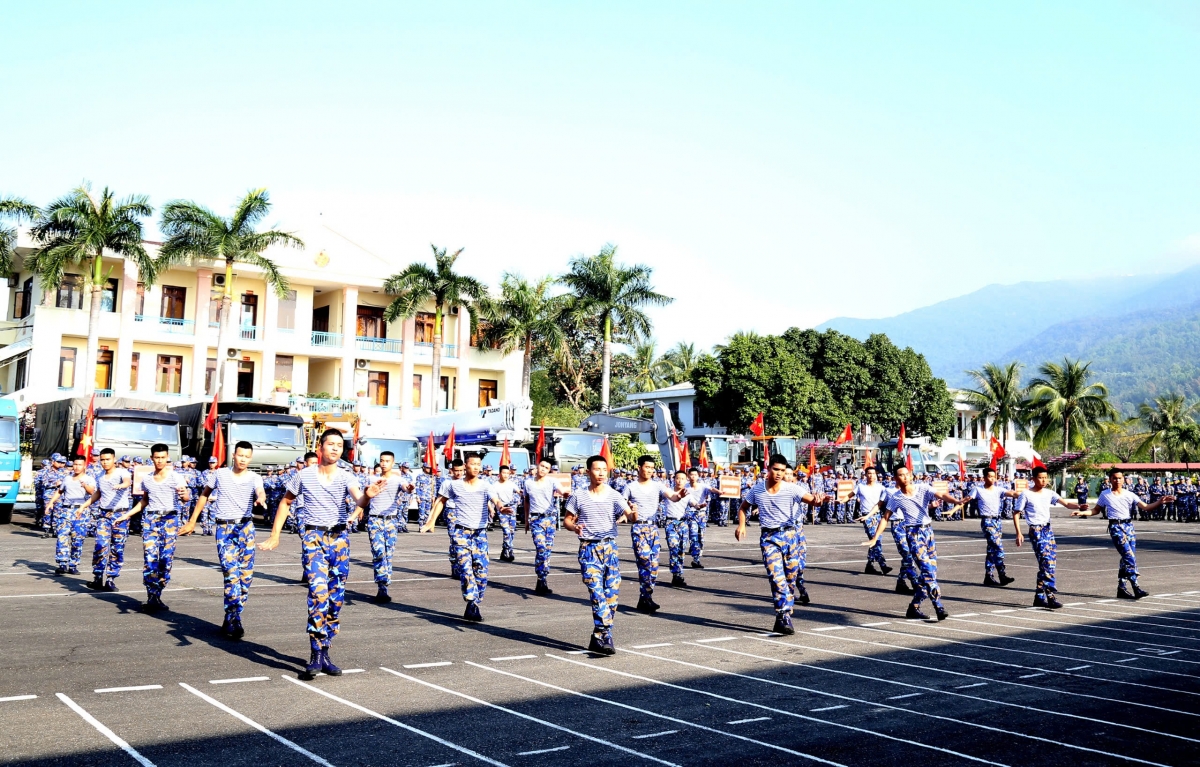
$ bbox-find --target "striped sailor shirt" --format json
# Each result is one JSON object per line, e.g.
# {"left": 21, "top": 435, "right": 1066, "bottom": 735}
{"left": 287, "top": 466, "right": 353, "bottom": 527}
{"left": 565, "top": 485, "right": 630, "bottom": 540}
{"left": 439, "top": 479, "right": 491, "bottom": 530}
{"left": 97, "top": 468, "right": 132, "bottom": 510}
{"left": 204, "top": 467, "right": 264, "bottom": 521}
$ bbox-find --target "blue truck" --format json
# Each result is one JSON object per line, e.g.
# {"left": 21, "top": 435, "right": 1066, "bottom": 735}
{"left": 0, "top": 398, "right": 22, "bottom": 524}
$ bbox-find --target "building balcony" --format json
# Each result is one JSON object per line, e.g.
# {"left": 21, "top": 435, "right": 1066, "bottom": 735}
{"left": 134, "top": 315, "right": 195, "bottom": 334}
{"left": 239, "top": 325, "right": 259, "bottom": 341}
{"left": 289, "top": 395, "right": 357, "bottom": 415}
{"left": 95, "top": 388, "right": 114, "bottom": 398}
{"left": 311, "top": 331, "right": 343, "bottom": 348}
{"left": 355, "top": 336, "right": 403, "bottom": 354}
{"left": 412, "top": 341, "right": 457, "bottom": 358}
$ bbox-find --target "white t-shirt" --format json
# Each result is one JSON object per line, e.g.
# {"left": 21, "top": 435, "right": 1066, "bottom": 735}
{"left": 1018, "top": 488, "right": 1062, "bottom": 527}
{"left": 969, "top": 485, "right": 1004, "bottom": 518}
{"left": 854, "top": 482, "right": 889, "bottom": 516}
{"left": 1096, "top": 488, "right": 1141, "bottom": 522}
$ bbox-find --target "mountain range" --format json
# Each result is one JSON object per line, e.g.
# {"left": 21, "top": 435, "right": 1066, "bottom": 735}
{"left": 817, "top": 265, "right": 1200, "bottom": 412}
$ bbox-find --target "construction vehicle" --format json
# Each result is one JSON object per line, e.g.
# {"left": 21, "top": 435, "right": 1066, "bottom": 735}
{"left": 578, "top": 402, "right": 683, "bottom": 475}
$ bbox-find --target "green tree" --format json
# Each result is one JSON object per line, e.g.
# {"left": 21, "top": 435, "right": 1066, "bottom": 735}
{"left": 628, "top": 340, "right": 672, "bottom": 393}
{"left": 0, "top": 196, "right": 40, "bottom": 277}
{"left": 559, "top": 244, "right": 672, "bottom": 410}
{"left": 782, "top": 328, "right": 872, "bottom": 430}
{"left": 1136, "top": 392, "right": 1200, "bottom": 460}
{"left": 384, "top": 244, "right": 487, "bottom": 413}
{"left": 158, "top": 189, "right": 302, "bottom": 399}
{"left": 661, "top": 341, "right": 699, "bottom": 385}
{"left": 1026, "top": 358, "right": 1118, "bottom": 482}
{"left": 28, "top": 184, "right": 156, "bottom": 395}
{"left": 961, "top": 361, "right": 1028, "bottom": 448}
{"left": 478, "top": 274, "right": 566, "bottom": 401}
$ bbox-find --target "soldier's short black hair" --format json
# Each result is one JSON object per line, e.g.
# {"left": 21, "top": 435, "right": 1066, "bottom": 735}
{"left": 637, "top": 455, "right": 657, "bottom": 468}
{"left": 234, "top": 441, "right": 253, "bottom": 453}
{"left": 151, "top": 443, "right": 169, "bottom": 456}
{"left": 768, "top": 454, "right": 790, "bottom": 469}
{"left": 586, "top": 454, "right": 608, "bottom": 470}
{"left": 100, "top": 448, "right": 115, "bottom": 458}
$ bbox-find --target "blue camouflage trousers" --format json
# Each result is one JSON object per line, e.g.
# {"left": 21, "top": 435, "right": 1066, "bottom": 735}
{"left": 530, "top": 515, "right": 557, "bottom": 581}
{"left": 685, "top": 511, "right": 706, "bottom": 562}
{"left": 1028, "top": 524, "right": 1057, "bottom": 595}
{"left": 579, "top": 538, "right": 621, "bottom": 640}
{"left": 142, "top": 514, "right": 179, "bottom": 599}
{"left": 891, "top": 523, "right": 918, "bottom": 588}
{"left": 447, "top": 521, "right": 460, "bottom": 577}
{"left": 904, "top": 525, "right": 942, "bottom": 610}
{"left": 452, "top": 526, "right": 489, "bottom": 604}
{"left": 300, "top": 528, "right": 350, "bottom": 642}
{"left": 198, "top": 499, "right": 215, "bottom": 535}
{"left": 629, "top": 524, "right": 659, "bottom": 598}
{"left": 418, "top": 498, "right": 434, "bottom": 528}
{"left": 980, "top": 516, "right": 1007, "bottom": 578}
{"left": 91, "top": 509, "right": 129, "bottom": 580}
{"left": 664, "top": 519, "right": 689, "bottom": 576}
{"left": 367, "top": 515, "right": 400, "bottom": 585}
{"left": 216, "top": 518, "right": 255, "bottom": 618}
{"left": 1108, "top": 520, "right": 1139, "bottom": 585}
{"left": 760, "top": 527, "right": 800, "bottom": 615}
{"left": 861, "top": 514, "right": 887, "bottom": 567}
{"left": 498, "top": 511, "right": 517, "bottom": 559}
{"left": 55, "top": 505, "right": 87, "bottom": 568}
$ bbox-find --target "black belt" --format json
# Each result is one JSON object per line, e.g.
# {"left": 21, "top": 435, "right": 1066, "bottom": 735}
{"left": 453, "top": 525, "right": 484, "bottom": 533}
{"left": 304, "top": 523, "right": 346, "bottom": 533}
{"left": 580, "top": 536, "right": 616, "bottom": 544}
{"left": 371, "top": 514, "right": 398, "bottom": 520}
{"left": 760, "top": 525, "right": 797, "bottom": 534}
{"left": 216, "top": 516, "right": 254, "bottom": 525}
{"left": 145, "top": 512, "right": 177, "bottom": 519}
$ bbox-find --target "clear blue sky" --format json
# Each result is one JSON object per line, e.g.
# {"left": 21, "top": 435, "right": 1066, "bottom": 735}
{"left": 3, "top": 1, "right": 1199, "bottom": 352}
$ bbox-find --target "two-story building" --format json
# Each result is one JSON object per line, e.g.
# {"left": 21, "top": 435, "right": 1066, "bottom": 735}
{"left": 0, "top": 228, "right": 523, "bottom": 417}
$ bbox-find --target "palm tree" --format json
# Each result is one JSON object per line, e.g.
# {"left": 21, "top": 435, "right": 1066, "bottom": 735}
{"left": 559, "top": 244, "right": 673, "bottom": 410}
{"left": 0, "top": 196, "right": 41, "bottom": 277}
{"left": 661, "top": 341, "right": 698, "bottom": 385}
{"left": 1137, "top": 393, "right": 1199, "bottom": 460}
{"left": 157, "top": 189, "right": 302, "bottom": 399}
{"left": 27, "top": 184, "right": 156, "bottom": 396}
{"left": 1025, "top": 358, "right": 1117, "bottom": 483}
{"left": 960, "top": 361, "right": 1028, "bottom": 448}
{"left": 384, "top": 244, "right": 487, "bottom": 414}
{"left": 477, "top": 274, "right": 566, "bottom": 401}
{"left": 628, "top": 340, "right": 672, "bottom": 393}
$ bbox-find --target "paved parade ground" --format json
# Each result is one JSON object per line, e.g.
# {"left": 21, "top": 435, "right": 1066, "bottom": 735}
{"left": 1, "top": 503, "right": 1198, "bottom": 767}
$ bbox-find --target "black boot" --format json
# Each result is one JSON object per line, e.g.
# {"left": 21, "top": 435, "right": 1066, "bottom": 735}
{"left": 371, "top": 585, "right": 392, "bottom": 604}
{"left": 1046, "top": 593, "right": 1063, "bottom": 610}
{"left": 905, "top": 604, "right": 930, "bottom": 620}
{"left": 635, "top": 596, "right": 654, "bottom": 614}
{"left": 232, "top": 616, "right": 245, "bottom": 639}
{"left": 320, "top": 647, "right": 342, "bottom": 676}
{"left": 880, "top": 563, "right": 893, "bottom": 575}
{"left": 935, "top": 604, "right": 949, "bottom": 621}
{"left": 690, "top": 560, "right": 704, "bottom": 569}
{"left": 86, "top": 575, "right": 104, "bottom": 590}
{"left": 534, "top": 579, "right": 552, "bottom": 595}
{"left": 301, "top": 648, "right": 322, "bottom": 680}
{"left": 772, "top": 612, "right": 795, "bottom": 635}
{"left": 670, "top": 575, "right": 687, "bottom": 587}
{"left": 864, "top": 562, "right": 881, "bottom": 575}
{"left": 999, "top": 572, "right": 1015, "bottom": 586}
{"left": 1132, "top": 583, "right": 1150, "bottom": 599}
{"left": 647, "top": 595, "right": 661, "bottom": 612}
{"left": 982, "top": 575, "right": 1002, "bottom": 588}
{"left": 895, "top": 579, "right": 914, "bottom": 595}
{"left": 464, "top": 601, "right": 483, "bottom": 622}
{"left": 103, "top": 579, "right": 118, "bottom": 592}
{"left": 796, "top": 585, "right": 810, "bottom": 605}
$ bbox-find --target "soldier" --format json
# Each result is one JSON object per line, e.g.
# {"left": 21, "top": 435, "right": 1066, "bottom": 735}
{"left": 85, "top": 448, "right": 133, "bottom": 592}
{"left": 47, "top": 456, "right": 97, "bottom": 576}
{"left": 42, "top": 454, "right": 68, "bottom": 538}
{"left": 622, "top": 455, "right": 687, "bottom": 613}
{"left": 84, "top": 449, "right": 104, "bottom": 538}
{"left": 181, "top": 441, "right": 265, "bottom": 638}
{"left": 1012, "top": 466, "right": 1088, "bottom": 609}
{"left": 1073, "top": 467, "right": 1174, "bottom": 599}
{"left": 661, "top": 470, "right": 695, "bottom": 588}
{"left": 563, "top": 454, "right": 633, "bottom": 655}
{"left": 524, "top": 458, "right": 564, "bottom": 595}
{"left": 394, "top": 461, "right": 415, "bottom": 532}
{"left": 439, "top": 460, "right": 466, "bottom": 579}
{"left": 360, "top": 451, "right": 414, "bottom": 604}
{"left": 489, "top": 464, "right": 521, "bottom": 563}
{"left": 115, "top": 444, "right": 190, "bottom": 613}
{"left": 1074, "top": 475, "right": 1089, "bottom": 507}
{"left": 854, "top": 466, "right": 892, "bottom": 576}
{"left": 737, "top": 454, "right": 826, "bottom": 634}
{"left": 33, "top": 458, "right": 49, "bottom": 531}
{"left": 571, "top": 465, "right": 589, "bottom": 495}
{"left": 863, "top": 465, "right": 964, "bottom": 621}
{"left": 422, "top": 453, "right": 493, "bottom": 622}
{"left": 415, "top": 465, "right": 436, "bottom": 530}
{"left": 1149, "top": 476, "right": 1165, "bottom": 521}
{"left": 971, "top": 467, "right": 1015, "bottom": 588}
{"left": 199, "top": 456, "right": 219, "bottom": 534}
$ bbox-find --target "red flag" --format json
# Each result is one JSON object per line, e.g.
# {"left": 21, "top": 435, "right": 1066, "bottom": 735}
{"left": 863, "top": 448, "right": 875, "bottom": 469}
{"left": 350, "top": 416, "right": 361, "bottom": 462}
{"left": 905, "top": 447, "right": 913, "bottom": 473}
{"left": 681, "top": 438, "right": 691, "bottom": 469}
{"left": 989, "top": 435, "right": 1006, "bottom": 460}
{"left": 957, "top": 452, "right": 967, "bottom": 481}
{"left": 211, "top": 419, "right": 226, "bottom": 467}
{"left": 534, "top": 421, "right": 545, "bottom": 464}
{"left": 808, "top": 443, "right": 818, "bottom": 477}
{"left": 424, "top": 432, "right": 438, "bottom": 475}
{"left": 989, "top": 452, "right": 998, "bottom": 471}
{"left": 203, "top": 390, "right": 219, "bottom": 434}
{"left": 499, "top": 438, "right": 512, "bottom": 468}
{"left": 897, "top": 423, "right": 906, "bottom": 447}
{"left": 442, "top": 425, "right": 456, "bottom": 462}
{"left": 600, "top": 436, "right": 613, "bottom": 467}
{"left": 77, "top": 394, "right": 96, "bottom": 463}
{"left": 748, "top": 412, "right": 764, "bottom": 437}
{"left": 698, "top": 438, "right": 710, "bottom": 469}
{"left": 1032, "top": 454, "right": 1046, "bottom": 470}
{"left": 833, "top": 424, "right": 852, "bottom": 445}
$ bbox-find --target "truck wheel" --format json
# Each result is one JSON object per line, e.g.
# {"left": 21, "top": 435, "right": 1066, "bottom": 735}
{"left": 0, "top": 504, "right": 12, "bottom": 525}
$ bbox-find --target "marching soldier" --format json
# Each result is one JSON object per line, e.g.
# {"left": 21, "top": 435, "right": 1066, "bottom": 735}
{"left": 1073, "top": 468, "right": 1173, "bottom": 599}
{"left": 115, "top": 444, "right": 191, "bottom": 613}
{"left": 86, "top": 448, "right": 133, "bottom": 592}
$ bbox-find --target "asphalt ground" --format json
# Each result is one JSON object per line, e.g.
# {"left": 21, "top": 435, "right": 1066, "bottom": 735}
{"left": 1, "top": 503, "right": 1198, "bottom": 767}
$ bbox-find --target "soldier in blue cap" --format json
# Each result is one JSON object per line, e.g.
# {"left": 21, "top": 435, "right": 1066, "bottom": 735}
{"left": 41, "top": 454, "right": 68, "bottom": 538}
{"left": 47, "top": 456, "right": 98, "bottom": 575}
{"left": 33, "top": 458, "right": 50, "bottom": 531}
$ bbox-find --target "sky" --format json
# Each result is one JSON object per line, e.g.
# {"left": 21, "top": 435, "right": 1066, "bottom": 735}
{"left": 3, "top": 1, "right": 1200, "bottom": 354}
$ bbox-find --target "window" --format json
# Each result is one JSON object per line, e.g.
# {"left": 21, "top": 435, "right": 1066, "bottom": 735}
{"left": 412, "top": 373, "right": 422, "bottom": 408}
{"left": 95, "top": 350, "right": 113, "bottom": 391}
{"left": 240, "top": 293, "right": 258, "bottom": 328}
{"left": 278, "top": 290, "right": 297, "bottom": 330}
{"left": 356, "top": 305, "right": 386, "bottom": 339}
{"left": 135, "top": 283, "right": 145, "bottom": 315}
{"left": 58, "top": 347, "right": 77, "bottom": 388}
{"left": 274, "top": 355, "right": 293, "bottom": 390}
{"left": 478, "top": 379, "right": 498, "bottom": 406}
{"left": 14, "top": 356, "right": 27, "bottom": 390}
{"left": 312, "top": 306, "right": 330, "bottom": 333}
{"left": 415, "top": 312, "right": 436, "bottom": 343}
{"left": 439, "top": 375, "right": 455, "bottom": 410}
{"left": 156, "top": 355, "right": 183, "bottom": 394}
{"left": 130, "top": 352, "right": 140, "bottom": 390}
{"left": 209, "top": 287, "right": 224, "bottom": 325}
{"left": 368, "top": 371, "right": 389, "bottom": 406}
{"left": 56, "top": 275, "right": 84, "bottom": 309}
{"left": 205, "top": 358, "right": 217, "bottom": 395}
{"left": 237, "top": 360, "right": 254, "bottom": 399}
{"left": 13, "top": 277, "right": 32, "bottom": 320}
{"left": 100, "top": 278, "right": 119, "bottom": 313}
{"left": 160, "top": 286, "right": 186, "bottom": 320}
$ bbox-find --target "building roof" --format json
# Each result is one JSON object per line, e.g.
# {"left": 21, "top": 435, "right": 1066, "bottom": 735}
{"left": 626, "top": 382, "right": 695, "bottom": 401}
{"left": 1094, "top": 462, "right": 1200, "bottom": 471}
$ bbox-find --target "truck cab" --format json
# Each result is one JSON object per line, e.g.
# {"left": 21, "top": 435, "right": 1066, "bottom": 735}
{"left": 877, "top": 440, "right": 929, "bottom": 475}
{"left": 0, "top": 398, "right": 20, "bottom": 523}
{"left": 90, "top": 409, "right": 183, "bottom": 463}
{"left": 222, "top": 412, "right": 305, "bottom": 472}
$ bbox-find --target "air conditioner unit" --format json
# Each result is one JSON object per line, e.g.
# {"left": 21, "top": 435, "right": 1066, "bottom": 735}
{"left": 449, "top": 307, "right": 459, "bottom": 316}
{"left": 213, "top": 274, "right": 227, "bottom": 287}
{"left": 226, "top": 348, "right": 239, "bottom": 358}
{"left": 355, "top": 359, "right": 369, "bottom": 369}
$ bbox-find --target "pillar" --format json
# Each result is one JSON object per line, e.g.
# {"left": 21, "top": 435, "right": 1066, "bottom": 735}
{"left": 114, "top": 258, "right": 140, "bottom": 395}
{"left": 339, "top": 286, "right": 358, "bottom": 400}
{"left": 192, "top": 269, "right": 212, "bottom": 398}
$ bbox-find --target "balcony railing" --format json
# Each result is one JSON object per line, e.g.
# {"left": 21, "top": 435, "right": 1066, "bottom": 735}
{"left": 355, "top": 336, "right": 403, "bottom": 354}
{"left": 289, "top": 396, "right": 357, "bottom": 415}
{"left": 158, "top": 317, "right": 194, "bottom": 334}
{"left": 413, "top": 341, "right": 457, "bottom": 358}
{"left": 311, "top": 331, "right": 343, "bottom": 347}
{"left": 239, "top": 325, "right": 259, "bottom": 341}
{"left": 95, "top": 388, "right": 114, "bottom": 398}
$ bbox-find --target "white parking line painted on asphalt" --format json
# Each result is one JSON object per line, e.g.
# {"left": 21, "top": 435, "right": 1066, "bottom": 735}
{"left": 631, "top": 730, "right": 679, "bottom": 739}
{"left": 887, "top": 693, "right": 923, "bottom": 700}
{"left": 468, "top": 660, "right": 849, "bottom": 767}
{"left": 284, "top": 676, "right": 511, "bottom": 767}
{"left": 1018, "top": 673, "right": 1045, "bottom": 679}
{"left": 95, "top": 685, "right": 163, "bottom": 693}
{"left": 56, "top": 693, "right": 156, "bottom": 767}
{"left": 955, "top": 683, "right": 988, "bottom": 689}
{"left": 0, "top": 694, "right": 37, "bottom": 702}
{"left": 632, "top": 643, "right": 673, "bottom": 649}
{"left": 810, "top": 705, "right": 848, "bottom": 712}
{"left": 695, "top": 637, "right": 735, "bottom": 643}
{"left": 983, "top": 609, "right": 1200, "bottom": 645}
{"left": 1114, "top": 658, "right": 1140, "bottom": 663}
{"left": 516, "top": 746, "right": 570, "bottom": 756}
{"left": 209, "top": 677, "right": 270, "bottom": 685}
{"left": 860, "top": 622, "right": 890, "bottom": 627}
{"left": 489, "top": 655, "right": 537, "bottom": 661}
{"left": 727, "top": 717, "right": 771, "bottom": 724}
{"left": 1056, "top": 604, "right": 1200, "bottom": 631}
{"left": 380, "top": 666, "right": 678, "bottom": 767}
{"left": 813, "top": 627, "right": 846, "bottom": 632}
{"left": 941, "top": 617, "right": 1200, "bottom": 668}
{"left": 179, "top": 683, "right": 335, "bottom": 765}
{"left": 404, "top": 662, "right": 453, "bottom": 669}
{"left": 1065, "top": 665, "right": 1091, "bottom": 671}
{"left": 991, "top": 609, "right": 1017, "bottom": 614}
{"left": 956, "top": 613, "right": 979, "bottom": 617}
